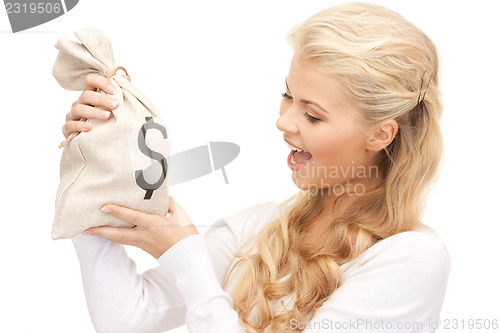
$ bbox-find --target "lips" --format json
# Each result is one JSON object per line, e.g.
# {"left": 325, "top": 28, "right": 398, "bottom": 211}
{"left": 284, "top": 138, "right": 305, "bottom": 151}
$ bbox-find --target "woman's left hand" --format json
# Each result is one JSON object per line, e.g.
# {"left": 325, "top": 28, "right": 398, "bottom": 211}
{"left": 83, "top": 197, "right": 199, "bottom": 259}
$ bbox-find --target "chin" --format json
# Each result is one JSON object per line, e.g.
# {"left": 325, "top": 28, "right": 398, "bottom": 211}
{"left": 292, "top": 175, "right": 325, "bottom": 192}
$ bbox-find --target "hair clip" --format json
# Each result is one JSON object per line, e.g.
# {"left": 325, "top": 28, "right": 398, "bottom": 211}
{"left": 416, "top": 72, "right": 433, "bottom": 106}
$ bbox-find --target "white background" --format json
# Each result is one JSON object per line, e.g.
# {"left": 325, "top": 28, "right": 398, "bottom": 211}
{"left": 1, "top": 1, "right": 499, "bottom": 332}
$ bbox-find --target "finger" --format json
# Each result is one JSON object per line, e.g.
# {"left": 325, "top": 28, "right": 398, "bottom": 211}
{"left": 78, "top": 90, "right": 119, "bottom": 110}
{"left": 100, "top": 204, "right": 156, "bottom": 227}
{"left": 66, "top": 104, "right": 112, "bottom": 122}
{"left": 62, "top": 120, "right": 91, "bottom": 139}
{"left": 84, "top": 73, "right": 117, "bottom": 95}
{"left": 84, "top": 225, "right": 138, "bottom": 244}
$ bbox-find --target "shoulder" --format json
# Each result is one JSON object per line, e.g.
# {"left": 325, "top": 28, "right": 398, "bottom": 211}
{"left": 338, "top": 225, "right": 450, "bottom": 313}
{"left": 308, "top": 228, "right": 450, "bottom": 330}
{"left": 344, "top": 225, "right": 450, "bottom": 281}
{"left": 311, "top": 227, "right": 451, "bottom": 327}
{"left": 368, "top": 225, "right": 449, "bottom": 265}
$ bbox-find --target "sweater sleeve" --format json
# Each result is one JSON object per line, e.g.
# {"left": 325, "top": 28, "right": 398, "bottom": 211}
{"left": 71, "top": 233, "right": 186, "bottom": 333}
{"left": 71, "top": 202, "right": 277, "bottom": 333}
{"left": 157, "top": 234, "right": 245, "bottom": 333}
{"left": 154, "top": 202, "right": 278, "bottom": 333}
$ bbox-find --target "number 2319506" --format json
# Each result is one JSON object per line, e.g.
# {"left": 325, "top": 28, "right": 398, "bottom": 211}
{"left": 442, "top": 318, "right": 498, "bottom": 330}
{"left": 5, "top": 2, "right": 62, "bottom": 14}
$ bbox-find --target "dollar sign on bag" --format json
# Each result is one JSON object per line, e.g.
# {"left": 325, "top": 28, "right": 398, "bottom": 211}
{"left": 135, "top": 117, "right": 168, "bottom": 200}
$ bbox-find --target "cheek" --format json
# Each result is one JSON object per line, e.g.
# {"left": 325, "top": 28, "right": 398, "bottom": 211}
{"left": 308, "top": 127, "right": 366, "bottom": 164}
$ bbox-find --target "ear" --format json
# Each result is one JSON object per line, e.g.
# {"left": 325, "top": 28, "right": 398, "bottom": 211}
{"left": 366, "top": 119, "right": 399, "bottom": 152}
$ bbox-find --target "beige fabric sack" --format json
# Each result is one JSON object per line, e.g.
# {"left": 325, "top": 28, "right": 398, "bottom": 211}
{"left": 51, "top": 28, "right": 170, "bottom": 240}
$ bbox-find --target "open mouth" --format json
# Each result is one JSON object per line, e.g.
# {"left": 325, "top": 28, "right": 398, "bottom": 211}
{"left": 286, "top": 142, "right": 312, "bottom": 171}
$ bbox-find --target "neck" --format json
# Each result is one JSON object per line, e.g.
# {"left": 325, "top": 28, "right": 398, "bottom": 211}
{"left": 305, "top": 175, "right": 381, "bottom": 241}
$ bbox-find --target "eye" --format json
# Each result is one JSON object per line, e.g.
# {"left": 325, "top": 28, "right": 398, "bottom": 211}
{"left": 281, "top": 92, "right": 293, "bottom": 101}
{"left": 303, "top": 112, "right": 320, "bottom": 124}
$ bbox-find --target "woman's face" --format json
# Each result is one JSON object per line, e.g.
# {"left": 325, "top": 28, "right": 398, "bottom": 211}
{"left": 276, "top": 55, "right": 379, "bottom": 195}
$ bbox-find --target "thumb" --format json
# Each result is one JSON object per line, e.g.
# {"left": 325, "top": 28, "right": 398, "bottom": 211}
{"left": 167, "top": 196, "right": 177, "bottom": 215}
{"left": 168, "top": 197, "right": 193, "bottom": 227}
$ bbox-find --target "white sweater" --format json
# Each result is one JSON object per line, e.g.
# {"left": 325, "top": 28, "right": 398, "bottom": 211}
{"left": 71, "top": 202, "right": 450, "bottom": 333}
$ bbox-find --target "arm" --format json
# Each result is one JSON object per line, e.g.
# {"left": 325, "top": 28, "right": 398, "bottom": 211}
{"left": 71, "top": 234, "right": 186, "bottom": 333}
{"left": 157, "top": 234, "right": 244, "bottom": 333}
{"left": 155, "top": 202, "right": 280, "bottom": 332}
{"left": 72, "top": 202, "right": 277, "bottom": 333}
{"left": 71, "top": 209, "right": 237, "bottom": 332}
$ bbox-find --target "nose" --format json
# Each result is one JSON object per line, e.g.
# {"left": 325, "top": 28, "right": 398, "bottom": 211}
{"left": 276, "top": 105, "right": 299, "bottom": 134}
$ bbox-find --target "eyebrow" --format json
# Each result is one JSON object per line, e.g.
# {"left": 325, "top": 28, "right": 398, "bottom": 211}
{"left": 285, "top": 79, "right": 330, "bottom": 115}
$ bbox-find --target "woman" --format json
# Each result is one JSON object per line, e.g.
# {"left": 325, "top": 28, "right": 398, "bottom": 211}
{"left": 65, "top": 3, "right": 449, "bottom": 332}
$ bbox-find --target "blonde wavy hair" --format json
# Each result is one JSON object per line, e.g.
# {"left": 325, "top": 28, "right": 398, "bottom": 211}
{"left": 223, "top": 2, "right": 443, "bottom": 332}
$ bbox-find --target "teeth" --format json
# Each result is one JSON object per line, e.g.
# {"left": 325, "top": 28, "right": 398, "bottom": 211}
{"left": 287, "top": 143, "right": 305, "bottom": 152}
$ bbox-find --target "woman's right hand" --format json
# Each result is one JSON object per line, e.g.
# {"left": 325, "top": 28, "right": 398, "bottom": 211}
{"left": 62, "top": 73, "right": 127, "bottom": 139}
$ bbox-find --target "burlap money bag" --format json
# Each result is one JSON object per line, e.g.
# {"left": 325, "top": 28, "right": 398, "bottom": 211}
{"left": 51, "top": 28, "right": 170, "bottom": 240}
